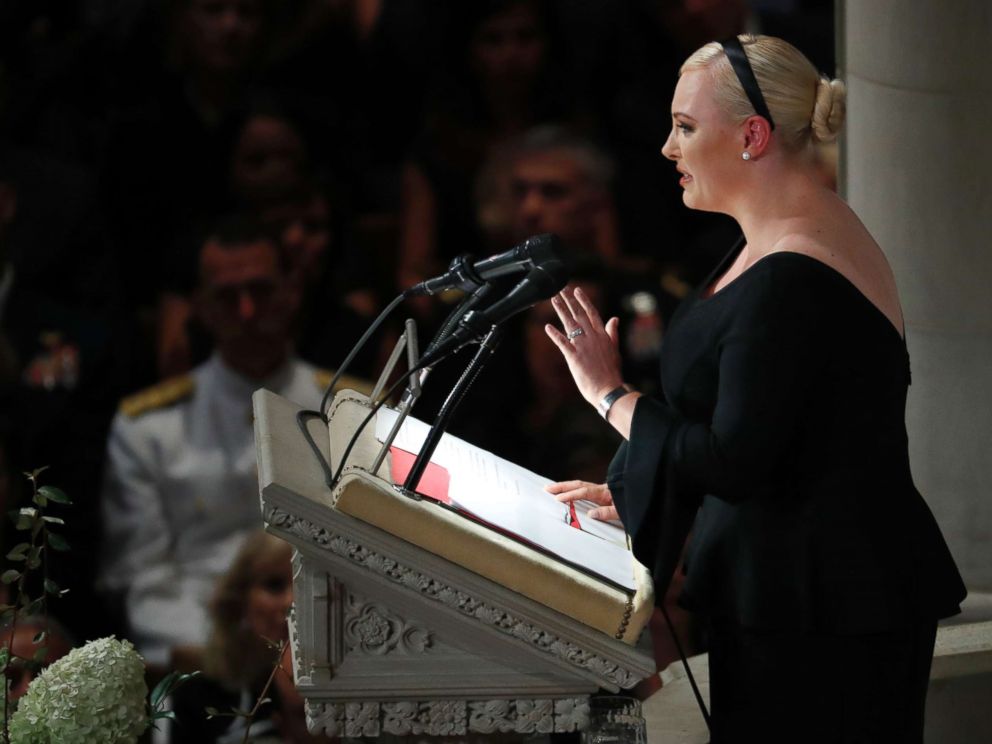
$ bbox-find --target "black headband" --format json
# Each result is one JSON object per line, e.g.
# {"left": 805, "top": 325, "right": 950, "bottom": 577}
{"left": 721, "top": 36, "right": 776, "bottom": 131}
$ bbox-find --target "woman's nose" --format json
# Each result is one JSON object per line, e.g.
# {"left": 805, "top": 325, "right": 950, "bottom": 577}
{"left": 661, "top": 129, "right": 678, "bottom": 161}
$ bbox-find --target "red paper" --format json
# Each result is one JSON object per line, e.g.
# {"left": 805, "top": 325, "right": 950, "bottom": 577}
{"left": 389, "top": 446, "right": 451, "bottom": 504}
{"left": 568, "top": 501, "right": 581, "bottom": 530}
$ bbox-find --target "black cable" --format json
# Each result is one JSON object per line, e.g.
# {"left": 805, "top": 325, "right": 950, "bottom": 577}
{"left": 318, "top": 291, "right": 409, "bottom": 417}
{"left": 294, "top": 290, "right": 408, "bottom": 491}
{"left": 660, "top": 603, "right": 711, "bottom": 731}
{"left": 295, "top": 366, "right": 423, "bottom": 492}
{"left": 404, "top": 326, "right": 502, "bottom": 492}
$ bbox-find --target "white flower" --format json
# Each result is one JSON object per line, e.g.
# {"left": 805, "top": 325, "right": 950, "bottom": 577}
{"left": 10, "top": 636, "right": 148, "bottom": 744}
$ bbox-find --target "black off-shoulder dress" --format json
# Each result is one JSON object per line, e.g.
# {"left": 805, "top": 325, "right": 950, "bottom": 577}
{"left": 609, "top": 240, "right": 966, "bottom": 741}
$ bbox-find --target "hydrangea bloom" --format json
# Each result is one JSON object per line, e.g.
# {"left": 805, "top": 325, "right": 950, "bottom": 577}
{"left": 10, "top": 636, "right": 148, "bottom": 744}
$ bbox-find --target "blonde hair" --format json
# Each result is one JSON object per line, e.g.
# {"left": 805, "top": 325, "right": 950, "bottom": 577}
{"left": 204, "top": 531, "right": 294, "bottom": 686}
{"left": 681, "top": 34, "right": 846, "bottom": 151}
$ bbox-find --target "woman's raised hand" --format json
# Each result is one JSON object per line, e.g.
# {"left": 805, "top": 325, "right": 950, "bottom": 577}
{"left": 544, "top": 287, "right": 624, "bottom": 406}
{"left": 544, "top": 480, "right": 620, "bottom": 522}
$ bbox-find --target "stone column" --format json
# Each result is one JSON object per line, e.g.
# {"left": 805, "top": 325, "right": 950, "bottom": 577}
{"left": 841, "top": 0, "right": 992, "bottom": 614}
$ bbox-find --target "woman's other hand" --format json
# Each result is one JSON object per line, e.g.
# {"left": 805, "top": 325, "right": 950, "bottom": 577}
{"left": 545, "top": 480, "right": 619, "bottom": 522}
{"left": 544, "top": 287, "right": 624, "bottom": 405}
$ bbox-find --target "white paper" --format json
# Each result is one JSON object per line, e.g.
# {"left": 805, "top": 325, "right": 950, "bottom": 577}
{"left": 376, "top": 408, "right": 636, "bottom": 591}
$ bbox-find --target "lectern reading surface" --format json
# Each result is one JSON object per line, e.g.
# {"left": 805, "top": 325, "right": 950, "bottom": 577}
{"left": 253, "top": 388, "right": 655, "bottom": 738}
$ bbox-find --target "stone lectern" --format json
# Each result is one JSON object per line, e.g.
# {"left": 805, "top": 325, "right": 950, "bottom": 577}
{"left": 253, "top": 388, "right": 656, "bottom": 739}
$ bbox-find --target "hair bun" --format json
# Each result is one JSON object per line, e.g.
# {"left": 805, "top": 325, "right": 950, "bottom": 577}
{"left": 811, "top": 77, "right": 846, "bottom": 143}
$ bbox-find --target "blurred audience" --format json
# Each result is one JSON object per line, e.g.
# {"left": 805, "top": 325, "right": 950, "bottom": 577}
{"left": 155, "top": 99, "right": 312, "bottom": 378}
{"left": 104, "top": 0, "right": 275, "bottom": 348}
{"left": 480, "top": 126, "right": 676, "bottom": 393}
{"left": 478, "top": 125, "right": 620, "bottom": 261}
{"left": 171, "top": 531, "right": 330, "bottom": 742}
{"left": 396, "top": 0, "right": 590, "bottom": 309}
{"left": 0, "top": 142, "right": 128, "bottom": 643}
{"left": 99, "top": 215, "right": 329, "bottom": 672}
{"left": 260, "top": 183, "right": 381, "bottom": 377}
{"left": 0, "top": 0, "right": 837, "bottom": 685}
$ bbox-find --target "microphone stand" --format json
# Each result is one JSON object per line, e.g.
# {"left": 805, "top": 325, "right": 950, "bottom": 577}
{"left": 403, "top": 324, "right": 504, "bottom": 494}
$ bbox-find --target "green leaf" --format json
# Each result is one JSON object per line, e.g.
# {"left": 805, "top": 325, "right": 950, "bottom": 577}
{"left": 0, "top": 646, "right": 10, "bottom": 668}
{"left": 32, "top": 646, "right": 48, "bottom": 663}
{"left": 28, "top": 466, "right": 49, "bottom": 480}
{"left": 38, "top": 486, "right": 71, "bottom": 505}
{"left": 1, "top": 570, "right": 21, "bottom": 585}
{"left": 5, "top": 543, "right": 29, "bottom": 561}
{"left": 33, "top": 492, "right": 47, "bottom": 507}
{"left": 24, "top": 597, "right": 44, "bottom": 616}
{"left": 150, "top": 671, "right": 179, "bottom": 708}
{"left": 41, "top": 516, "right": 65, "bottom": 526}
{"left": 14, "top": 509, "right": 36, "bottom": 531}
{"left": 152, "top": 669, "right": 202, "bottom": 710}
{"left": 43, "top": 579, "right": 60, "bottom": 596}
{"left": 47, "top": 532, "right": 70, "bottom": 552}
{"left": 151, "top": 711, "right": 177, "bottom": 722}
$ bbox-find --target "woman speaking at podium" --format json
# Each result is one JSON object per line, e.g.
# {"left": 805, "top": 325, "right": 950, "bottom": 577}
{"left": 545, "top": 34, "right": 966, "bottom": 743}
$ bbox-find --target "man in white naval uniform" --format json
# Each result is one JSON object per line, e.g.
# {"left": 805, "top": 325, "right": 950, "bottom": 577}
{"left": 99, "top": 217, "right": 356, "bottom": 670}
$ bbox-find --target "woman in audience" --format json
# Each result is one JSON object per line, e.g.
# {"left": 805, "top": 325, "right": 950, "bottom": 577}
{"left": 171, "top": 531, "right": 327, "bottom": 743}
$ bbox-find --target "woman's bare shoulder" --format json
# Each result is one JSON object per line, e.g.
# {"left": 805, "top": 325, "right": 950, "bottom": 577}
{"left": 771, "top": 218, "right": 905, "bottom": 336}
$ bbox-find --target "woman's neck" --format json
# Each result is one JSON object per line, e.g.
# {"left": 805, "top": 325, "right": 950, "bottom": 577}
{"left": 730, "top": 158, "right": 835, "bottom": 260}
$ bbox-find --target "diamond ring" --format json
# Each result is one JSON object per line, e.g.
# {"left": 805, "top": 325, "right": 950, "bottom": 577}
{"left": 567, "top": 328, "right": 585, "bottom": 340}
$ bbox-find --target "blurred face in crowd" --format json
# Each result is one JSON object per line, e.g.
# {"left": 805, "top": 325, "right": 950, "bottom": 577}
{"left": 181, "top": 0, "right": 265, "bottom": 74}
{"left": 471, "top": 2, "right": 546, "bottom": 94}
{"left": 244, "top": 552, "right": 293, "bottom": 643}
{"left": 261, "top": 194, "right": 331, "bottom": 286}
{"left": 231, "top": 114, "right": 307, "bottom": 208}
{"left": 510, "top": 151, "right": 600, "bottom": 250}
{"left": 661, "top": 69, "right": 739, "bottom": 213}
{"left": 197, "top": 238, "right": 298, "bottom": 378}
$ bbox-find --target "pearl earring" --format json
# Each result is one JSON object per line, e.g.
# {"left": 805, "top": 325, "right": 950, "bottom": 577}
{"left": 742, "top": 152, "right": 751, "bottom": 161}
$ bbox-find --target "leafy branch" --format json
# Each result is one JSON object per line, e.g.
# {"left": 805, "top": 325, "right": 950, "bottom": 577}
{"left": 205, "top": 639, "right": 288, "bottom": 744}
{"left": 0, "top": 467, "right": 71, "bottom": 743}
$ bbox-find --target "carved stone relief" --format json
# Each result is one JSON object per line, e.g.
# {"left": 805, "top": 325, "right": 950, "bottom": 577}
{"left": 343, "top": 593, "right": 434, "bottom": 655}
{"left": 265, "top": 504, "right": 639, "bottom": 689}
{"left": 305, "top": 697, "right": 590, "bottom": 737}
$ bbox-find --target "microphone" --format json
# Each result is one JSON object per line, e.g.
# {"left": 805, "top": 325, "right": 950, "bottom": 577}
{"left": 406, "top": 233, "right": 562, "bottom": 297}
{"left": 415, "top": 259, "right": 569, "bottom": 369}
